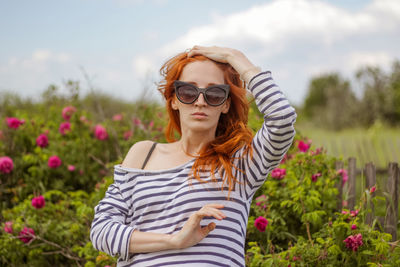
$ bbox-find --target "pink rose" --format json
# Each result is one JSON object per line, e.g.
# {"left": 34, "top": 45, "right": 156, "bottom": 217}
{"left": 0, "top": 156, "right": 14, "bottom": 174}
{"left": 59, "top": 122, "right": 71, "bottom": 135}
{"left": 254, "top": 216, "right": 268, "bottom": 232}
{"left": 68, "top": 165, "right": 76, "bottom": 172}
{"left": 311, "top": 147, "right": 323, "bottom": 156}
{"left": 62, "top": 106, "right": 77, "bottom": 121}
{"left": 133, "top": 118, "right": 142, "bottom": 126}
{"left": 112, "top": 114, "right": 123, "bottom": 121}
{"left": 311, "top": 173, "right": 321, "bottom": 182}
{"left": 297, "top": 140, "right": 310, "bottom": 153}
{"left": 36, "top": 134, "right": 49, "bottom": 148}
{"left": 351, "top": 224, "right": 357, "bottom": 230}
{"left": 343, "top": 233, "right": 363, "bottom": 251}
{"left": 350, "top": 209, "right": 359, "bottom": 217}
{"left": 6, "top": 117, "right": 25, "bottom": 129}
{"left": 48, "top": 155, "right": 62, "bottom": 169}
{"left": 271, "top": 168, "right": 286, "bottom": 180}
{"left": 123, "top": 130, "right": 133, "bottom": 140}
{"left": 4, "top": 221, "right": 13, "bottom": 234}
{"left": 31, "top": 195, "right": 45, "bottom": 209}
{"left": 337, "top": 169, "right": 348, "bottom": 186}
{"left": 370, "top": 185, "right": 376, "bottom": 193}
{"left": 19, "top": 227, "right": 35, "bottom": 243}
{"left": 148, "top": 120, "right": 154, "bottom": 128}
{"left": 94, "top": 124, "right": 108, "bottom": 140}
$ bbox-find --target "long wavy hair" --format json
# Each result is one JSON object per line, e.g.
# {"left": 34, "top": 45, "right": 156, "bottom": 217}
{"left": 158, "top": 51, "right": 253, "bottom": 195}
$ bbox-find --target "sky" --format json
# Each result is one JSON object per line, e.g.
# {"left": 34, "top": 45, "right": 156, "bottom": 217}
{"left": 1, "top": 0, "right": 400, "bottom": 106}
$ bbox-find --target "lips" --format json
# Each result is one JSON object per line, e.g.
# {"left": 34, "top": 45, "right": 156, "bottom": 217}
{"left": 191, "top": 112, "right": 208, "bottom": 119}
{"left": 192, "top": 112, "right": 207, "bottom": 116}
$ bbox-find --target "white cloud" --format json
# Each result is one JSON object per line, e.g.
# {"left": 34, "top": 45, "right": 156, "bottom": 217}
{"left": 130, "top": 0, "right": 400, "bottom": 104}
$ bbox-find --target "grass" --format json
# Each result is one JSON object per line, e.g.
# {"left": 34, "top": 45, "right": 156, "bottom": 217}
{"left": 295, "top": 121, "right": 400, "bottom": 169}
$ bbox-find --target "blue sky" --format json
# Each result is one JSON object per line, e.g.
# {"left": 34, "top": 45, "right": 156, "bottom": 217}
{"left": 1, "top": 0, "right": 399, "bottom": 105}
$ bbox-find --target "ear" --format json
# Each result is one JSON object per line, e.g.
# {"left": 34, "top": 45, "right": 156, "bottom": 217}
{"left": 221, "top": 97, "right": 231, "bottom": 114}
{"left": 171, "top": 96, "right": 179, "bottom": 110}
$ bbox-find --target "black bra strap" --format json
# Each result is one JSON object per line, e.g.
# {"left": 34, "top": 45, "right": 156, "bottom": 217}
{"left": 141, "top": 142, "right": 157, "bottom": 169}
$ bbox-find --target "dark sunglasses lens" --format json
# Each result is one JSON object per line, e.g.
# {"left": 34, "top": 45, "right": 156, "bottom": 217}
{"left": 206, "top": 87, "right": 226, "bottom": 105}
{"left": 177, "top": 85, "right": 198, "bottom": 103}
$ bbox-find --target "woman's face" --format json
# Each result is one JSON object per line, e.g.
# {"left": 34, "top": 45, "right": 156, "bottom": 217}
{"left": 172, "top": 60, "right": 230, "bottom": 136}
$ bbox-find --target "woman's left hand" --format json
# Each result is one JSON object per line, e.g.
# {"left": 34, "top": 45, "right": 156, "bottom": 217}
{"left": 187, "top": 45, "right": 260, "bottom": 83}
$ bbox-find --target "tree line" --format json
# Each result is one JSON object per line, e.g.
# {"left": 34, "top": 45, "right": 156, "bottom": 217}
{"left": 301, "top": 60, "right": 400, "bottom": 130}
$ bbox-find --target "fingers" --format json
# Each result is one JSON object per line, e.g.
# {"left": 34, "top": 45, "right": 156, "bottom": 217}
{"left": 201, "top": 222, "right": 216, "bottom": 236}
{"left": 195, "top": 203, "right": 226, "bottom": 221}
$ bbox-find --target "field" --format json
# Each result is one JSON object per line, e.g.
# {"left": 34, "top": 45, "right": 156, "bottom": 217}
{"left": 296, "top": 122, "right": 400, "bottom": 169}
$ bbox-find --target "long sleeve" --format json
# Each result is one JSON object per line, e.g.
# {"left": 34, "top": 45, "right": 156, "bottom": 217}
{"left": 238, "top": 71, "right": 297, "bottom": 200}
{"left": 90, "top": 171, "right": 135, "bottom": 261}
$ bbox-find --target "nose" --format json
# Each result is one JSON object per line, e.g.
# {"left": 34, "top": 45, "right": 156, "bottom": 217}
{"left": 194, "top": 93, "right": 207, "bottom": 106}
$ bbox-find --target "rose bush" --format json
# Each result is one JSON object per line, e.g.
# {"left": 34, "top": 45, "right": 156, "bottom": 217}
{"left": 1, "top": 95, "right": 398, "bottom": 266}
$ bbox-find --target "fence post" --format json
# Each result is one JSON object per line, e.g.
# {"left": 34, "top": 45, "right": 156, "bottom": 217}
{"left": 348, "top": 157, "right": 357, "bottom": 210}
{"left": 365, "top": 162, "right": 376, "bottom": 226}
{"left": 385, "top": 162, "right": 399, "bottom": 241}
{"left": 335, "top": 161, "right": 344, "bottom": 211}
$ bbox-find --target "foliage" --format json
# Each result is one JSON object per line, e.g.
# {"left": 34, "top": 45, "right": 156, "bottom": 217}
{"left": 302, "top": 60, "right": 400, "bottom": 130}
{"left": 0, "top": 88, "right": 398, "bottom": 266}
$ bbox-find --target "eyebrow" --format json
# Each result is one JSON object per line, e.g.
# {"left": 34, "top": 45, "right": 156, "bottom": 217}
{"left": 183, "top": 81, "right": 222, "bottom": 87}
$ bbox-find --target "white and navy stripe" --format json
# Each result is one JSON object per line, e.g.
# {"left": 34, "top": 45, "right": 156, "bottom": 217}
{"left": 90, "top": 71, "right": 297, "bottom": 266}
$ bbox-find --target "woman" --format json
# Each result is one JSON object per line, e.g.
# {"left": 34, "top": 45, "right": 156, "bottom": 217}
{"left": 90, "top": 46, "right": 297, "bottom": 266}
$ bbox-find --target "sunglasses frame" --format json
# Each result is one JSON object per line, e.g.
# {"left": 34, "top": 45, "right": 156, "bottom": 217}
{"left": 173, "top": 80, "right": 230, "bottom": 107}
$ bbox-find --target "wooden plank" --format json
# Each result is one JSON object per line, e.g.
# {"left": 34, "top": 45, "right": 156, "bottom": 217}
{"left": 348, "top": 158, "right": 357, "bottom": 210}
{"left": 365, "top": 162, "right": 376, "bottom": 226}
{"left": 335, "top": 161, "right": 344, "bottom": 211}
{"left": 385, "top": 163, "right": 399, "bottom": 241}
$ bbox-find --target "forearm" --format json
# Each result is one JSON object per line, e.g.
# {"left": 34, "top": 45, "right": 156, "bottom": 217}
{"left": 129, "top": 230, "right": 176, "bottom": 253}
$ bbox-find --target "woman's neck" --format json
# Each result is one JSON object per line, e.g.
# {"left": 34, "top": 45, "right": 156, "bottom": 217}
{"left": 178, "top": 130, "right": 215, "bottom": 156}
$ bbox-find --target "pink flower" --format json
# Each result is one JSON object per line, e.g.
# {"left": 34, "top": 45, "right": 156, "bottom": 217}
{"left": 271, "top": 168, "right": 286, "bottom": 180}
{"left": 31, "top": 195, "right": 45, "bottom": 209}
{"left": 351, "top": 224, "right": 357, "bottom": 230}
{"left": 280, "top": 154, "right": 288, "bottom": 164}
{"left": 297, "top": 140, "right": 310, "bottom": 153}
{"left": 36, "top": 134, "right": 49, "bottom": 148}
{"left": 311, "top": 172, "right": 321, "bottom": 182}
{"left": 148, "top": 120, "right": 154, "bottom": 128}
{"left": 343, "top": 233, "right": 363, "bottom": 251}
{"left": 94, "top": 124, "right": 108, "bottom": 140}
{"left": 255, "top": 195, "right": 267, "bottom": 207}
{"left": 123, "top": 130, "right": 133, "bottom": 140}
{"left": 370, "top": 185, "right": 376, "bottom": 193}
{"left": 19, "top": 227, "right": 35, "bottom": 243}
{"left": 0, "top": 156, "right": 14, "bottom": 174}
{"left": 341, "top": 210, "right": 349, "bottom": 215}
{"left": 4, "top": 221, "right": 13, "bottom": 234}
{"left": 350, "top": 209, "right": 359, "bottom": 217}
{"left": 337, "top": 169, "right": 348, "bottom": 186}
{"left": 59, "top": 122, "right": 71, "bottom": 135}
{"left": 6, "top": 117, "right": 25, "bottom": 129}
{"left": 254, "top": 216, "right": 268, "bottom": 232}
{"left": 62, "top": 106, "right": 77, "bottom": 121}
{"left": 48, "top": 155, "right": 62, "bottom": 169}
{"left": 133, "top": 118, "right": 142, "bottom": 126}
{"left": 112, "top": 114, "right": 123, "bottom": 121}
{"left": 311, "top": 147, "right": 323, "bottom": 156}
{"left": 68, "top": 165, "right": 76, "bottom": 172}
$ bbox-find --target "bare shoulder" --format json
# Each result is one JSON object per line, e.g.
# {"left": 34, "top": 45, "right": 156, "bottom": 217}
{"left": 121, "top": 140, "right": 155, "bottom": 169}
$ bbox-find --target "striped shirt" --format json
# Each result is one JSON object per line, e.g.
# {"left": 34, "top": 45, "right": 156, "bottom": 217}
{"left": 90, "top": 71, "right": 297, "bottom": 266}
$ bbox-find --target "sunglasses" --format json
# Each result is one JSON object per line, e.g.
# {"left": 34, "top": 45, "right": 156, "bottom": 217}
{"left": 173, "top": 80, "right": 230, "bottom": 106}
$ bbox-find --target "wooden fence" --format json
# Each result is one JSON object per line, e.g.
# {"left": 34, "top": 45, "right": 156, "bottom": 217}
{"left": 335, "top": 158, "right": 399, "bottom": 241}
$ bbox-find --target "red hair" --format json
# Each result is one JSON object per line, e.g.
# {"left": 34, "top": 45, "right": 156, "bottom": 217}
{"left": 158, "top": 52, "right": 253, "bottom": 195}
